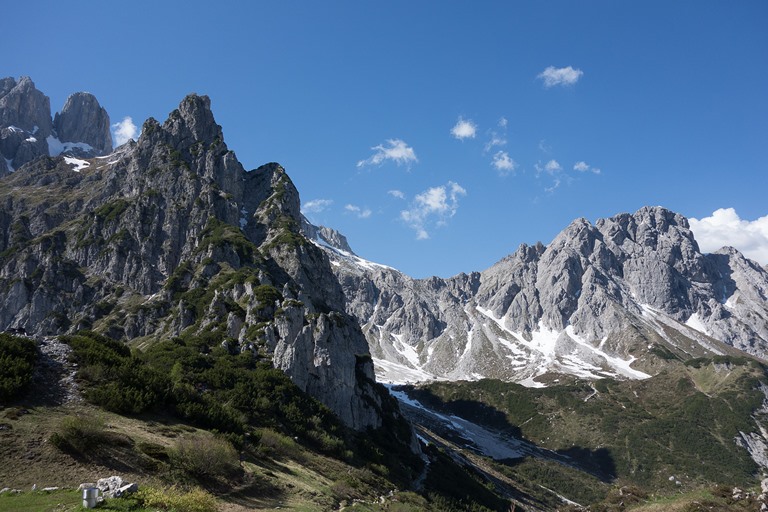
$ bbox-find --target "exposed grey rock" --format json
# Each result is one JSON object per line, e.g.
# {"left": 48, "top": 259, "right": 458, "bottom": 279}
{"left": 0, "top": 91, "right": 402, "bottom": 433}
{"left": 53, "top": 92, "right": 112, "bottom": 156}
{"left": 97, "top": 476, "right": 127, "bottom": 498}
{"left": 302, "top": 216, "right": 355, "bottom": 253}
{"left": 0, "top": 76, "right": 52, "bottom": 172}
{"left": 314, "top": 206, "right": 768, "bottom": 386}
{"left": 114, "top": 483, "right": 138, "bottom": 497}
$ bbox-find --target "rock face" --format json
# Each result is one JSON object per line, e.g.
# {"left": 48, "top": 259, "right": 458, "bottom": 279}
{"left": 0, "top": 77, "right": 52, "bottom": 173}
{"left": 1, "top": 77, "right": 115, "bottom": 174}
{"left": 308, "top": 206, "right": 768, "bottom": 386}
{"left": 53, "top": 92, "right": 112, "bottom": 155}
{"left": 0, "top": 88, "right": 396, "bottom": 432}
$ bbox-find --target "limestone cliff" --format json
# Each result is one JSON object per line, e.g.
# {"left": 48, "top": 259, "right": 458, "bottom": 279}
{"left": 0, "top": 92, "right": 396, "bottom": 432}
{"left": 309, "top": 207, "right": 768, "bottom": 386}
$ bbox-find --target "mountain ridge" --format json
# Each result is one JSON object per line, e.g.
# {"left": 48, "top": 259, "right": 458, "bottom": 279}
{"left": 0, "top": 80, "right": 409, "bottom": 434}
{"left": 305, "top": 205, "right": 768, "bottom": 386}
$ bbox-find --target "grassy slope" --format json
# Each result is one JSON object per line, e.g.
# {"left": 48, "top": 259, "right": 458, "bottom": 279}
{"left": 410, "top": 355, "right": 768, "bottom": 507}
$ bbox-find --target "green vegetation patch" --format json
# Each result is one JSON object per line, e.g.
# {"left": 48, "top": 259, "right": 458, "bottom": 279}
{"left": 418, "top": 361, "right": 766, "bottom": 495}
{"left": 0, "top": 333, "right": 37, "bottom": 402}
{"left": 94, "top": 199, "right": 130, "bottom": 223}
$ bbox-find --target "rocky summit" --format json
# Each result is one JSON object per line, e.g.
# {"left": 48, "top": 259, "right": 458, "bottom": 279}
{"left": 306, "top": 206, "right": 768, "bottom": 386}
{"left": 0, "top": 80, "right": 399, "bottom": 432}
{"left": 0, "top": 77, "right": 112, "bottom": 176}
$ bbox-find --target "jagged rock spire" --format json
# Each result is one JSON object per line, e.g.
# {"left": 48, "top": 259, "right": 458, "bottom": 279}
{"left": 53, "top": 92, "right": 112, "bottom": 155}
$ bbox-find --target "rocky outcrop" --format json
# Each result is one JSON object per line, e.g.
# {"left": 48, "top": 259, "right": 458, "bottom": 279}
{"left": 315, "top": 206, "right": 768, "bottom": 386}
{"left": 0, "top": 77, "right": 52, "bottom": 173}
{"left": 0, "top": 90, "right": 397, "bottom": 432}
{"left": 53, "top": 92, "right": 112, "bottom": 156}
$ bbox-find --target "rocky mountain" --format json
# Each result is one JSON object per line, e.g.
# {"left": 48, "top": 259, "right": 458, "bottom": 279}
{"left": 306, "top": 207, "right": 768, "bottom": 386}
{"left": 0, "top": 81, "right": 404, "bottom": 434}
{"left": 52, "top": 92, "right": 112, "bottom": 156}
{"left": 0, "top": 77, "right": 112, "bottom": 175}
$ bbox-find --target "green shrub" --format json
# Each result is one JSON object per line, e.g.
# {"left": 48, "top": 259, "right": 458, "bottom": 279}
{"left": 0, "top": 334, "right": 37, "bottom": 402}
{"left": 50, "top": 414, "right": 116, "bottom": 453}
{"left": 170, "top": 434, "right": 240, "bottom": 479}
{"left": 136, "top": 485, "right": 217, "bottom": 512}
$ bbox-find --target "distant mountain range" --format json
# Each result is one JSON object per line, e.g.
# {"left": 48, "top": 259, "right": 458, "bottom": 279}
{"left": 304, "top": 206, "right": 768, "bottom": 387}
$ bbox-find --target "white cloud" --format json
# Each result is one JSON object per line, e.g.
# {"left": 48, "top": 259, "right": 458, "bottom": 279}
{"left": 535, "top": 159, "right": 567, "bottom": 193}
{"left": 400, "top": 181, "right": 466, "bottom": 240}
{"left": 345, "top": 204, "right": 372, "bottom": 219}
{"left": 689, "top": 208, "right": 768, "bottom": 264}
{"left": 111, "top": 116, "right": 138, "bottom": 147}
{"left": 484, "top": 134, "right": 507, "bottom": 152}
{"left": 451, "top": 117, "right": 477, "bottom": 140}
{"left": 484, "top": 118, "right": 508, "bottom": 152}
{"left": 536, "top": 159, "right": 562, "bottom": 175}
{"left": 388, "top": 189, "right": 405, "bottom": 199}
{"left": 544, "top": 178, "right": 561, "bottom": 194}
{"left": 537, "top": 66, "right": 584, "bottom": 88}
{"left": 573, "top": 161, "right": 601, "bottom": 174}
{"left": 357, "top": 139, "right": 418, "bottom": 168}
{"left": 302, "top": 198, "right": 333, "bottom": 214}
{"left": 491, "top": 151, "right": 517, "bottom": 176}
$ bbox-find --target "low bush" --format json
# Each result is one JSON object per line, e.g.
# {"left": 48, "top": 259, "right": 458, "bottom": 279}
{"left": 0, "top": 333, "right": 37, "bottom": 402}
{"left": 49, "top": 414, "right": 116, "bottom": 453}
{"left": 170, "top": 434, "right": 240, "bottom": 479}
{"left": 136, "top": 485, "right": 217, "bottom": 512}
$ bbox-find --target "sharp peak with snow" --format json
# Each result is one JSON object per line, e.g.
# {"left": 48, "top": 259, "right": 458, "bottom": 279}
{"left": 0, "top": 83, "right": 412, "bottom": 434}
{"left": 0, "top": 75, "right": 112, "bottom": 174}
{"left": 311, "top": 204, "right": 768, "bottom": 388}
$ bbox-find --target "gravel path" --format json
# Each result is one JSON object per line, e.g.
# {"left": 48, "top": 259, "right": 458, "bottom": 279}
{"left": 28, "top": 336, "right": 81, "bottom": 405}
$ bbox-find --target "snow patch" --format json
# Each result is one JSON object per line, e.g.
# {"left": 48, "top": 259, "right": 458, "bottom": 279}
{"left": 4, "top": 158, "right": 13, "bottom": 173}
{"left": 391, "top": 333, "right": 421, "bottom": 368}
{"left": 311, "top": 238, "right": 394, "bottom": 272}
{"left": 641, "top": 304, "right": 725, "bottom": 355}
{"left": 47, "top": 135, "right": 94, "bottom": 157}
{"left": 372, "top": 357, "right": 438, "bottom": 384}
{"left": 7, "top": 125, "right": 22, "bottom": 133}
{"left": 685, "top": 313, "right": 709, "bottom": 336}
{"left": 63, "top": 157, "right": 90, "bottom": 172}
{"left": 565, "top": 326, "right": 651, "bottom": 380}
{"left": 387, "top": 386, "right": 527, "bottom": 460}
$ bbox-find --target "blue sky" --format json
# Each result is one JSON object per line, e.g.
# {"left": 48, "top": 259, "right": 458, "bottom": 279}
{"left": 2, "top": 1, "right": 767, "bottom": 277}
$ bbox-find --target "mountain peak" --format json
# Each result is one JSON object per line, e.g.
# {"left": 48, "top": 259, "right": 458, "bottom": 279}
{"left": 53, "top": 92, "right": 112, "bottom": 155}
{"left": 163, "top": 94, "right": 222, "bottom": 146}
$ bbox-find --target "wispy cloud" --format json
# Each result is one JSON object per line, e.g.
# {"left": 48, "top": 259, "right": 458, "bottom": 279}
{"left": 535, "top": 159, "right": 567, "bottom": 193}
{"left": 535, "top": 159, "right": 562, "bottom": 175}
{"left": 484, "top": 117, "right": 508, "bottom": 152}
{"left": 357, "top": 139, "right": 418, "bottom": 169}
{"left": 491, "top": 151, "right": 517, "bottom": 176}
{"left": 400, "top": 181, "right": 467, "bottom": 239}
{"left": 537, "top": 66, "right": 583, "bottom": 88}
{"left": 345, "top": 204, "right": 372, "bottom": 219}
{"left": 112, "top": 116, "right": 138, "bottom": 146}
{"left": 302, "top": 198, "right": 333, "bottom": 215}
{"left": 544, "top": 179, "right": 561, "bottom": 194}
{"left": 388, "top": 189, "right": 405, "bottom": 199}
{"left": 451, "top": 117, "right": 477, "bottom": 140}
{"left": 689, "top": 208, "right": 768, "bottom": 264}
{"left": 573, "top": 161, "right": 601, "bottom": 174}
